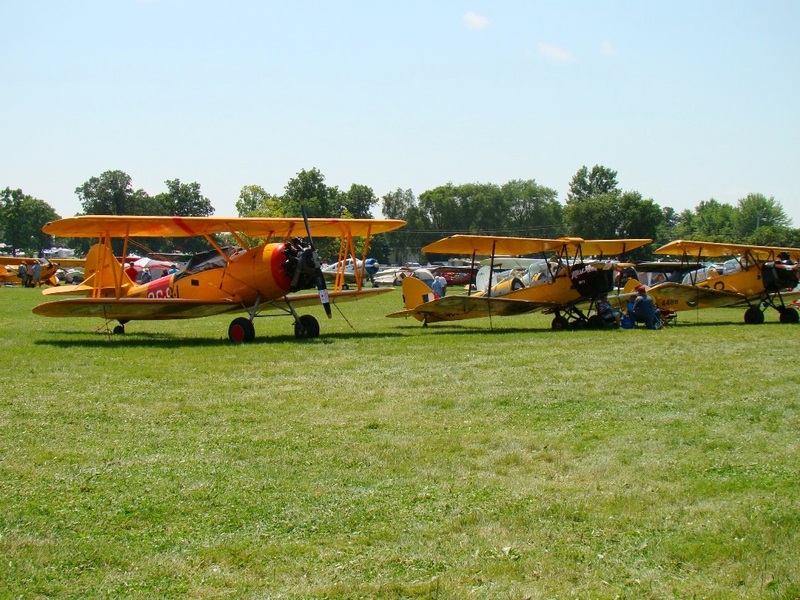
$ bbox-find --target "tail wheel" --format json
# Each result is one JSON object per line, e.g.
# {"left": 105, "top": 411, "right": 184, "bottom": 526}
{"left": 551, "top": 315, "right": 569, "bottom": 331}
{"left": 779, "top": 306, "right": 799, "bottom": 324}
{"left": 744, "top": 306, "right": 765, "bottom": 325}
{"left": 228, "top": 317, "right": 255, "bottom": 343}
{"left": 294, "top": 314, "right": 320, "bottom": 339}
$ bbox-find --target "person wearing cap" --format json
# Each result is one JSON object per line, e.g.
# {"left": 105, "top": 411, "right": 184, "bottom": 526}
{"left": 31, "top": 259, "right": 42, "bottom": 287}
{"left": 631, "top": 284, "right": 659, "bottom": 329}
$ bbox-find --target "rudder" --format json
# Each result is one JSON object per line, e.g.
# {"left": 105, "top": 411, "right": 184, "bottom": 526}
{"left": 401, "top": 276, "right": 437, "bottom": 310}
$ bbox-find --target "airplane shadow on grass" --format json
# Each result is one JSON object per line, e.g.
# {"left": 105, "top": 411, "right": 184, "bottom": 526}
{"left": 34, "top": 318, "right": 792, "bottom": 348}
{"left": 389, "top": 319, "right": 793, "bottom": 335}
{"left": 34, "top": 328, "right": 408, "bottom": 349}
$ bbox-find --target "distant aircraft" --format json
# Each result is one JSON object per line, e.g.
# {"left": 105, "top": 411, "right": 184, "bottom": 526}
{"left": 33, "top": 213, "right": 405, "bottom": 341}
{"left": 387, "top": 235, "right": 651, "bottom": 329}
{"left": 321, "top": 257, "right": 381, "bottom": 288}
{"left": 0, "top": 257, "right": 61, "bottom": 286}
{"left": 642, "top": 239, "right": 800, "bottom": 324}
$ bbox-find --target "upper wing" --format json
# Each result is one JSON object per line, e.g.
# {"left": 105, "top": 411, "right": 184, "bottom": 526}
{"left": 557, "top": 237, "right": 652, "bottom": 256}
{"left": 42, "top": 216, "right": 405, "bottom": 239}
{"left": 656, "top": 239, "right": 800, "bottom": 261}
{"left": 32, "top": 298, "right": 240, "bottom": 320}
{"left": 386, "top": 294, "right": 546, "bottom": 323}
{"left": 422, "top": 235, "right": 558, "bottom": 256}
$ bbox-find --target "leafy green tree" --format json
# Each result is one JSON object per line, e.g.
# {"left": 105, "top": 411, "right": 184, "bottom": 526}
{"left": 565, "top": 190, "right": 662, "bottom": 257}
{"left": 75, "top": 170, "right": 152, "bottom": 215}
{"left": 501, "top": 179, "right": 564, "bottom": 237}
{"left": 381, "top": 188, "right": 428, "bottom": 264}
{"left": 567, "top": 165, "right": 619, "bottom": 203}
{"left": 748, "top": 225, "right": 800, "bottom": 247}
{"left": 282, "top": 168, "right": 341, "bottom": 217}
{"left": 564, "top": 192, "right": 620, "bottom": 239}
{"left": 691, "top": 199, "right": 737, "bottom": 241}
{"left": 342, "top": 184, "right": 377, "bottom": 219}
{"left": 236, "top": 185, "right": 282, "bottom": 217}
{"left": 155, "top": 179, "right": 214, "bottom": 217}
{"left": 734, "top": 193, "right": 790, "bottom": 240}
{"left": 0, "top": 188, "right": 60, "bottom": 255}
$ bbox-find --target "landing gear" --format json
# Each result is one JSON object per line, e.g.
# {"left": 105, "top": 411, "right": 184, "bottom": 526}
{"left": 744, "top": 306, "right": 765, "bottom": 325}
{"left": 228, "top": 317, "right": 256, "bottom": 343}
{"left": 551, "top": 315, "right": 568, "bottom": 331}
{"left": 294, "top": 314, "right": 320, "bottom": 339}
{"left": 113, "top": 324, "right": 125, "bottom": 335}
{"left": 779, "top": 306, "right": 799, "bottom": 324}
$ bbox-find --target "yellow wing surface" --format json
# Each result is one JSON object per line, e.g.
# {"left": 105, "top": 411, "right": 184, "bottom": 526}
{"left": 34, "top": 288, "right": 393, "bottom": 321}
{"left": 422, "top": 235, "right": 652, "bottom": 257}
{"left": 557, "top": 238, "right": 652, "bottom": 256}
{"left": 656, "top": 239, "right": 800, "bottom": 261}
{"left": 422, "top": 235, "right": 560, "bottom": 256}
{"left": 42, "top": 215, "right": 406, "bottom": 239}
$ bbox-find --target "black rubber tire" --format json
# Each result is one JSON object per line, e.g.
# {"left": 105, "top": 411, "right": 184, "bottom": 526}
{"left": 744, "top": 306, "right": 765, "bottom": 325}
{"left": 779, "top": 306, "right": 799, "bottom": 324}
{"left": 228, "top": 317, "right": 255, "bottom": 343}
{"left": 551, "top": 315, "right": 569, "bottom": 331}
{"left": 294, "top": 314, "right": 320, "bottom": 339}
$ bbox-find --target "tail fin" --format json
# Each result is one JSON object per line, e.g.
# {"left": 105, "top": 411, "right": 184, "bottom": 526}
{"left": 45, "top": 242, "right": 135, "bottom": 297}
{"left": 622, "top": 277, "right": 641, "bottom": 294}
{"left": 401, "top": 276, "right": 438, "bottom": 310}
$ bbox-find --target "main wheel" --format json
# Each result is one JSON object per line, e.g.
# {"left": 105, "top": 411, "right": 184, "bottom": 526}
{"left": 113, "top": 324, "right": 125, "bottom": 335}
{"left": 294, "top": 314, "right": 320, "bottom": 339}
{"left": 744, "top": 306, "right": 765, "bottom": 325}
{"left": 587, "top": 314, "right": 605, "bottom": 329}
{"left": 551, "top": 315, "right": 569, "bottom": 331}
{"left": 228, "top": 317, "right": 255, "bottom": 343}
{"left": 779, "top": 306, "right": 799, "bottom": 324}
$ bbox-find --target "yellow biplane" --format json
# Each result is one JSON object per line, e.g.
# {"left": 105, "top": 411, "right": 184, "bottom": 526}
{"left": 0, "top": 256, "right": 63, "bottom": 286}
{"left": 387, "top": 234, "right": 651, "bottom": 329}
{"left": 33, "top": 213, "right": 405, "bottom": 341}
{"left": 643, "top": 239, "right": 800, "bottom": 324}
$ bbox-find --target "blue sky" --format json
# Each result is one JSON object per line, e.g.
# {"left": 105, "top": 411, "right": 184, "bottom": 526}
{"left": 2, "top": 1, "right": 799, "bottom": 226}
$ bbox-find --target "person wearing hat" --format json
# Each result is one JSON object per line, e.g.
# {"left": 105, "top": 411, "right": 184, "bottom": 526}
{"left": 31, "top": 259, "right": 42, "bottom": 287}
{"left": 631, "top": 284, "right": 659, "bottom": 329}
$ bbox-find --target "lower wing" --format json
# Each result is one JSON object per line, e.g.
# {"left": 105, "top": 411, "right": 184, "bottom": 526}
{"left": 33, "top": 298, "right": 240, "bottom": 320}
{"left": 386, "top": 294, "right": 547, "bottom": 323}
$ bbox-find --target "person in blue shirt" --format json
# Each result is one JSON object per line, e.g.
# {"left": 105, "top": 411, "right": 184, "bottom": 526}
{"left": 631, "top": 285, "right": 659, "bottom": 329}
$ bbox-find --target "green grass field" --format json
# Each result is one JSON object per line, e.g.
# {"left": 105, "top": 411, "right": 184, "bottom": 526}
{"left": 2, "top": 286, "right": 799, "bottom": 599}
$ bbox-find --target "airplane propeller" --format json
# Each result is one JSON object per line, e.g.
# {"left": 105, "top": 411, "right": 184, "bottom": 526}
{"left": 302, "top": 206, "right": 332, "bottom": 319}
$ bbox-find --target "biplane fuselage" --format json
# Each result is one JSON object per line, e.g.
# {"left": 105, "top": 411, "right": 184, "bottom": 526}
{"left": 124, "top": 244, "right": 292, "bottom": 304}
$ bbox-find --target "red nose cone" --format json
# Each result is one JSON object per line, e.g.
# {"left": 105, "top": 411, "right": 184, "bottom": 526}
{"left": 271, "top": 243, "right": 294, "bottom": 293}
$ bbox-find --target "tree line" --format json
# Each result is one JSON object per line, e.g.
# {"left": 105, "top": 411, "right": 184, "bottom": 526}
{"left": 1, "top": 165, "right": 797, "bottom": 262}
